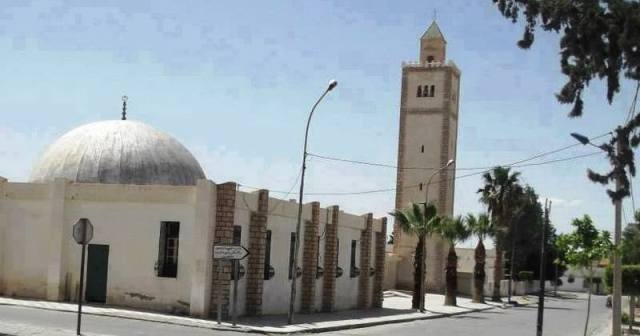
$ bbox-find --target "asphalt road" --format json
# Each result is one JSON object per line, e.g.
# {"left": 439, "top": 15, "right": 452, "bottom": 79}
{"left": 325, "top": 294, "right": 610, "bottom": 336}
{"left": 0, "top": 294, "right": 610, "bottom": 336}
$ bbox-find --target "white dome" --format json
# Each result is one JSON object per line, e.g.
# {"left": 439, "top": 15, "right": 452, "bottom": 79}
{"left": 30, "top": 120, "right": 206, "bottom": 186}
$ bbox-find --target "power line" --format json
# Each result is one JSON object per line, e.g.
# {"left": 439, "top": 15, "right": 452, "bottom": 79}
{"left": 239, "top": 150, "right": 605, "bottom": 196}
{"left": 308, "top": 131, "right": 612, "bottom": 171}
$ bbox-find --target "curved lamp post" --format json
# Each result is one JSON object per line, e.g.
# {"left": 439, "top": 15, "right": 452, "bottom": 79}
{"left": 571, "top": 131, "right": 621, "bottom": 336}
{"left": 419, "top": 158, "right": 454, "bottom": 312}
{"left": 288, "top": 79, "right": 338, "bottom": 324}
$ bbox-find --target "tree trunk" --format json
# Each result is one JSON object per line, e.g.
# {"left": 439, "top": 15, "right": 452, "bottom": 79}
{"left": 473, "top": 239, "right": 486, "bottom": 303}
{"left": 583, "top": 266, "right": 593, "bottom": 336}
{"left": 445, "top": 245, "right": 458, "bottom": 306}
{"left": 412, "top": 235, "right": 425, "bottom": 309}
{"left": 492, "top": 244, "right": 504, "bottom": 302}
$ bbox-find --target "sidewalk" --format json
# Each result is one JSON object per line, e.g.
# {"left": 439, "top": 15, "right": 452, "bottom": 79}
{"left": 0, "top": 292, "right": 528, "bottom": 334}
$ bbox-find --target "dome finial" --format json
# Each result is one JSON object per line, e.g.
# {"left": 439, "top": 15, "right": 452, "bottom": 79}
{"left": 121, "top": 95, "right": 128, "bottom": 120}
{"left": 433, "top": 9, "right": 437, "bottom": 22}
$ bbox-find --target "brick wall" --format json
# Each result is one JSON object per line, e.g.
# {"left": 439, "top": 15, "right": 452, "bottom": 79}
{"left": 245, "top": 190, "right": 268, "bottom": 316}
{"left": 301, "top": 202, "right": 320, "bottom": 313}
{"left": 358, "top": 213, "right": 373, "bottom": 309}
{"left": 372, "top": 218, "right": 387, "bottom": 308}
{"left": 209, "top": 182, "right": 236, "bottom": 319}
{"left": 321, "top": 206, "right": 339, "bottom": 312}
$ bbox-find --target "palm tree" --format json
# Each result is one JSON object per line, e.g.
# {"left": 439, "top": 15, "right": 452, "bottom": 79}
{"left": 436, "top": 215, "right": 471, "bottom": 306}
{"left": 466, "top": 213, "right": 493, "bottom": 303}
{"left": 390, "top": 202, "right": 441, "bottom": 309}
{"left": 477, "top": 166, "right": 522, "bottom": 302}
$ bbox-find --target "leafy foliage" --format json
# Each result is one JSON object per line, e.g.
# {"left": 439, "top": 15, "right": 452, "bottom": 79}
{"left": 605, "top": 265, "right": 640, "bottom": 295}
{"left": 491, "top": 0, "right": 640, "bottom": 202}
{"left": 506, "top": 185, "right": 564, "bottom": 281}
{"left": 492, "top": 0, "right": 640, "bottom": 118}
{"left": 556, "top": 215, "right": 613, "bottom": 268}
{"left": 478, "top": 166, "right": 523, "bottom": 249}
{"left": 437, "top": 215, "right": 471, "bottom": 246}
{"left": 466, "top": 213, "right": 493, "bottom": 242}
{"left": 390, "top": 202, "right": 440, "bottom": 238}
{"left": 622, "top": 211, "right": 640, "bottom": 264}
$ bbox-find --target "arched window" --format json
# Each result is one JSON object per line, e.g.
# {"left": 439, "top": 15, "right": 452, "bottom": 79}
{"left": 430, "top": 85, "right": 435, "bottom": 97}
{"left": 417, "top": 85, "right": 422, "bottom": 97}
{"left": 427, "top": 55, "right": 434, "bottom": 63}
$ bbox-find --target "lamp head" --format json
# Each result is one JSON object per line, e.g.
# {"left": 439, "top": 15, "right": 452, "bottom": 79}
{"left": 570, "top": 132, "right": 590, "bottom": 145}
{"left": 446, "top": 159, "right": 455, "bottom": 167}
{"left": 327, "top": 79, "right": 338, "bottom": 91}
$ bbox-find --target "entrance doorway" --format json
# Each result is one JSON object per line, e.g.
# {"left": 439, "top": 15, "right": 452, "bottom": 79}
{"left": 86, "top": 244, "right": 109, "bottom": 303}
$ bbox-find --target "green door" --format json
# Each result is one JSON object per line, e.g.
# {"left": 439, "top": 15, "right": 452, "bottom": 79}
{"left": 86, "top": 244, "right": 109, "bottom": 303}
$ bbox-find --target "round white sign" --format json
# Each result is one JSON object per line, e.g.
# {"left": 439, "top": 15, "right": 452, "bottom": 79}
{"left": 73, "top": 218, "right": 94, "bottom": 245}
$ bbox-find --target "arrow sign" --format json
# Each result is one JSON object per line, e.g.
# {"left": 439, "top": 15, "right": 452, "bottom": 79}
{"left": 214, "top": 245, "right": 250, "bottom": 260}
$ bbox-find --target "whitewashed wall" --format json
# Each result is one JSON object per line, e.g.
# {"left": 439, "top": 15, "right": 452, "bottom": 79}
{"left": 1, "top": 178, "right": 385, "bottom": 317}
{"left": 314, "top": 207, "right": 330, "bottom": 312}
{"left": 0, "top": 179, "right": 212, "bottom": 316}
{"left": 335, "top": 212, "right": 364, "bottom": 310}
{"left": 0, "top": 182, "right": 50, "bottom": 298}
{"left": 261, "top": 197, "right": 311, "bottom": 315}
{"left": 62, "top": 182, "right": 196, "bottom": 314}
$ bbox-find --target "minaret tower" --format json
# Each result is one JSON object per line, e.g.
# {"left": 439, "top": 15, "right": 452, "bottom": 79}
{"left": 393, "top": 21, "right": 461, "bottom": 292}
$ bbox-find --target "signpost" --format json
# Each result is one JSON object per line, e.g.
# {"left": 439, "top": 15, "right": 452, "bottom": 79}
{"left": 72, "top": 218, "right": 94, "bottom": 336}
{"left": 213, "top": 245, "right": 249, "bottom": 327}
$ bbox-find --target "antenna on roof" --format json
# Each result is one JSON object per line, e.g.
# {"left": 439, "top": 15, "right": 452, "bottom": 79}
{"left": 121, "top": 95, "right": 128, "bottom": 120}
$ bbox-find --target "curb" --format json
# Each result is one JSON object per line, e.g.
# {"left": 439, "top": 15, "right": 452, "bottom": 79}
{"left": 0, "top": 298, "right": 528, "bottom": 334}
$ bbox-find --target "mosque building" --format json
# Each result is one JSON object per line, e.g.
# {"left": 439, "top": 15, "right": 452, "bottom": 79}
{"left": 0, "top": 104, "right": 387, "bottom": 318}
{"left": 1, "top": 20, "right": 470, "bottom": 318}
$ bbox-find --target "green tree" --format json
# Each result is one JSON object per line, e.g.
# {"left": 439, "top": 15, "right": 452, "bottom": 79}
{"left": 478, "top": 166, "right": 523, "bottom": 301}
{"left": 606, "top": 265, "right": 640, "bottom": 332}
{"left": 622, "top": 210, "right": 640, "bottom": 264}
{"left": 390, "top": 202, "right": 441, "bottom": 309}
{"left": 556, "top": 215, "right": 613, "bottom": 336}
{"left": 466, "top": 213, "right": 493, "bottom": 303}
{"left": 490, "top": 0, "right": 640, "bottom": 202}
{"left": 436, "top": 215, "right": 471, "bottom": 306}
{"left": 506, "top": 186, "right": 567, "bottom": 282}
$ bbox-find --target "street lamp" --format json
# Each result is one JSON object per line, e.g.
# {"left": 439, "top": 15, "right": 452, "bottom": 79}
{"left": 571, "top": 131, "right": 621, "bottom": 336}
{"left": 287, "top": 79, "right": 338, "bottom": 325}
{"left": 419, "top": 158, "right": 454, "bottom": 312}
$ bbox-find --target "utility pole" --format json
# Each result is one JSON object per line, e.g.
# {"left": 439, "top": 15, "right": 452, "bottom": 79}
{"left": 537, "top": 199, "right": 550, "bottom": 336}
{"left": 612, "top": 135, "right": 623, "bottom": 336}
{"left": 570, "top": 130, "right": 622, "bottom": 336}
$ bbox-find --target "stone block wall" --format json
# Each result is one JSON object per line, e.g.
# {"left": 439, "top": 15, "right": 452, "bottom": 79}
{"left": 301, "top": 202, "right": 320, "bottom": 313}
{"left": 245, "top": 190, "right": 268, "bottom": 316}
{"left": 209, "top": 182, "right": 236, "bottom": 319}
{"left": 358, "top": 213, "right": 373, "bottom": 309}
{"left": 372, "top": 218, "right": 387, "bottom": 308}
{"left": 321, "top": 206, "right": 339, "bottom": 312}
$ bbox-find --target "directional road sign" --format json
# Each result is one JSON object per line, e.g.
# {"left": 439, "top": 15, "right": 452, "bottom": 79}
{"left": 213, "top": 245, "right": 250, "bottom": 260}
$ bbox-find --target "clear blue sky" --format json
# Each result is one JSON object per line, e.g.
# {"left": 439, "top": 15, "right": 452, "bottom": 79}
{"left": 0, "top": 0, "right": 636, "bottom": 243}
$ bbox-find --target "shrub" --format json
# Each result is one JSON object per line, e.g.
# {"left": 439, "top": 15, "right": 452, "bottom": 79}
{"left": 622, "top": 312, "right": 630, "bottom": 325}
{"left": 519, "top": 271, "right": 534, "bottom": 282}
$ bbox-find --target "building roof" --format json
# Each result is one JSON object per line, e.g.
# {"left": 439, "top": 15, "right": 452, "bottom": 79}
{"left": 421, "top": 21, "right": 445, "bottom": 41}
{"left": 30, "top": 120, "right": 206, "bottom": 186}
